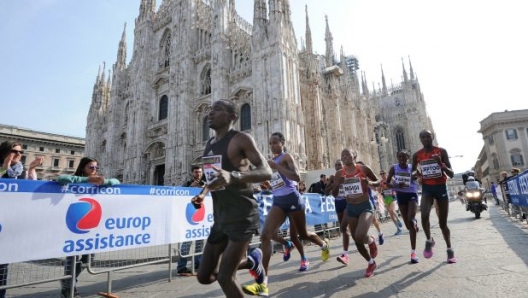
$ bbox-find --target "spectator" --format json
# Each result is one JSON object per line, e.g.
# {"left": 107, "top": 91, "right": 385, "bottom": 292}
{"left": 0, "top": 141, "right": 42, "bottom": 298}
{"left": 57, "top": 157, "right": 120, "bottom": 298}
{"left": 308, "top": 174, "right": 326, "bottom": 194}
{"left": 490, "top": 182, "right": 499, "bottom": 205}
{"left": 298, "top": 181, "right": 307, "bottom": 194}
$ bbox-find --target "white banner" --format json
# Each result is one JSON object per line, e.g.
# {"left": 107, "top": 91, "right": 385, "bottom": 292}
{"left": 0, "top": 179, "right": 213, "bottom": 264}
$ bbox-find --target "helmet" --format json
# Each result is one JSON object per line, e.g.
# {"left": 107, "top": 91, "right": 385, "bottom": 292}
{"left": 467, "top": 176, "right": 475, "bottom": 181}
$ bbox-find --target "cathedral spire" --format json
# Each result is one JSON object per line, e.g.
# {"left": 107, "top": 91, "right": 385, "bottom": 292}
{"left": 305, "top": 5, "right": 313, "bottom": 54}
{"left": 324, "top": 14, "right": 334, "bottom": 66}
{"left": 402, "top": 57, "right": 408, "bottom": 82}
{"left": 253, "top": 0, "right": 268, "bottom": 28}
{"left": 361, "top": 71, "right": 369, "bottom": 96}
{"left": 381, "top": 64, "right": 388, "bottom": 96}
{"left": 409, "top": 55, "right": 415, "bottom": 80}
{"left": 100, "top": 62, "right": 106, "bottom": 87}
{"left": 116, "top": 23, "right": 127, "bottom": 70}
{"left": 139, "top": 0, "right": 155, "bottom": 19}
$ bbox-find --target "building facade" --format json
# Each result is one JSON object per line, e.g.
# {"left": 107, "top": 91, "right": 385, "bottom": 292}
{"left": 0, "top": 124, "right": 85, "bottom": 181}
{"left": 478, "top": 109, "right": 528, "bottom": 183}
{"left": 86, "top": 0, "right": 435, "bottom": 185}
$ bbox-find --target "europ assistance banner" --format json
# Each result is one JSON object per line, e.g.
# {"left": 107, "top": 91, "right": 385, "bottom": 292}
{"left": 0, "top": 179, "right": 337, "bottom": 264}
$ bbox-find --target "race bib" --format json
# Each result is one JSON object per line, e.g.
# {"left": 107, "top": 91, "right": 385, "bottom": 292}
{"left": 270, "top": 171, "right": 285, "bottom": 190}
{"left": 394, "top": 172, "right": 411, "bottom": 187}
{"left": 420, "top": 159, "right": 442, "bottom": 179}
{"left": 383, "top": 189, "right": 393, "bottom": 196}
{"left": 202, "top": 155, "right": 224, "bottom": 190}
{"left": 338, "top": 185, "right": 345, "bottom": 198}
{"left": 343, "top": 177, "right": 363, "bottom": 197}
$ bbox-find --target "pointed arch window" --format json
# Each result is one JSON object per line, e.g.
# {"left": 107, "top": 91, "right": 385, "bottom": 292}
{"left": 163, "top": 33, "right": 171, "bottom": 68}
{"left": 202, "top": 116, "right": 210, "bottom": 142}
{"left": 124, "top": 102, "right": 130, "bottom": 125}
{"left": 395, "top": 129, "right": 406, "bottom": 152}
{"left": 240, "top": 103, "right": 251, "bottom": 131}
{"left": 159, "top": 95, "right": 168, "bottom": 120}
{"left": 200, "top": 65, "right": 211, "bottom": 95}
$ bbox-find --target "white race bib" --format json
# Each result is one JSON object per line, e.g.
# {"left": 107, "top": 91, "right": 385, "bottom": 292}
{"left": 420, "top": 159, "right": 442, "bottom": 179}
{"left": 338, "top": 185, "right": 345, "bottom": 198}
{"left": 394, "top": 172, "right": 411, "bottom": 187}
{"left": 202, "top": 155, "right": 224, "bottom": 191}
{"left": 270, "top": 171, "right": 285, "bottom": 190}
{"left": 343, "top": 177, "right": 363, "bottom": 197}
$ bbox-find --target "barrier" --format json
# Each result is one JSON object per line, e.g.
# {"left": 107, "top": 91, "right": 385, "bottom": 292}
{"left": 0, "top": 180, "right": 389, "bottom": 296}
{"left": 497, "top": 169, "right": 528, "bottom": 222}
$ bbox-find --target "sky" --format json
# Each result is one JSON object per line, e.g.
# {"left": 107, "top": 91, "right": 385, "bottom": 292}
{"left": 1, "top": 0, "right": 527, "bottom": 173}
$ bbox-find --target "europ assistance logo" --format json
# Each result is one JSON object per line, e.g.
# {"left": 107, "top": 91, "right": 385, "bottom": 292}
{"left": 185, "top": 201, "right": 205, "bottom": 225}
{"left": 65, "top": 198, "right": 102, "bottom": 234}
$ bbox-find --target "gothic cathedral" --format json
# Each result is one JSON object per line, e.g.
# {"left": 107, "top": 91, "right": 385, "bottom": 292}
{"left": 86, "top": 0, "right": 434, "bottom": 185}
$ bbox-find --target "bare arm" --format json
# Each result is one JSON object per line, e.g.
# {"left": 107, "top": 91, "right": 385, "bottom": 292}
{"left": 238, "top": 134, "right": 273, "bottom": 183}
{"left": 331, "top": 171, "right": 343, "bottom": 197}
{"left": 270, "top": 153, "right": 300, "bottom": 182}
{"left": 324, "top": 175, "right": 336, "bottom": 195}
{"left": 440, "top": 148, "right": 454, "bottom": 178}
{"left": 363, "top": 165, "right": 380, "bottom": 187}
{"left": 209, "top": 133, "right": 272, "bottom": 189}
{"left": 386, "top": 165, "right": 396, "bottom": 187}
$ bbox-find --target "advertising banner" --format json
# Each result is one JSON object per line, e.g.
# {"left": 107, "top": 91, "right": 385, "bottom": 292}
{"left": 507, "top": 169, "right": 528, "bottom": 208}
{"left": 0, "top": 180, "right": 340, "bottom": 264}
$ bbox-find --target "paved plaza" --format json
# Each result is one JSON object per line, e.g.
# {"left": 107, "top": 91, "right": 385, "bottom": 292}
{"left": 8, "top": 202, "right": 528, "bottom": 298}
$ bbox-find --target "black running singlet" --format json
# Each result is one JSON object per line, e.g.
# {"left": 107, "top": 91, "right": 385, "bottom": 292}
{"left": 203, "top": 130, "right": 259, "bottom": 231}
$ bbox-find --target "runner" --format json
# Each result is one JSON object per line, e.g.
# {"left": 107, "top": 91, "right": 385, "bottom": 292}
{"left": 194, "top": 100, "right": 273, "bottom": 298}
{"left": 379, "top": 170, "right": 403, "bottom": 235}
{"left": 243, "top": 132, "right": 330, "bottom": 296}
{"left": 325, "top": 160, "right": 351, "bottom": 265}
{"left": 386, "top": 150, "right": 420, "bottom": 263}
{"left": 357, "top": 161, "right": 385, "bottom": 245}
{"left": 412, "top": 129, "right": 457, "bottom": 263}
{"left": 332, "top": 149, "right": 381, "bottom": 278}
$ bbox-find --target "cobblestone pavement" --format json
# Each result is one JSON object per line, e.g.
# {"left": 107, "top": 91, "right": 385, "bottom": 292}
{"left": 8, "top": 202, "right": 528, "bottom": 298}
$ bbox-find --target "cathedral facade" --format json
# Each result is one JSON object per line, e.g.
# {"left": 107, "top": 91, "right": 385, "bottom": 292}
{"left": 86, "top": 0, "right": 434, "bottom": 185}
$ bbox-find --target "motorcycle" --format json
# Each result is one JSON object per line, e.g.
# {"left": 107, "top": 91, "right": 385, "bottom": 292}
{"left": 465, "top": 180, "right": 488, "bottom": 219}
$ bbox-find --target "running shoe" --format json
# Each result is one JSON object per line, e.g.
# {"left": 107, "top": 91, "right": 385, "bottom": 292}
{"left": 248, "top": 248, "right": 265, "bottom": 284}
{"left": 336, "top": 254, "right": 349, "bottom": 265}
{"left": 242, "top": 282, "right": 269, "bottom": 296}
{"left": 423, "top": 238, "right": 435, "bottom": 259}
{"left": 397, "top": 220, "right": 403, "bottom": 229}
{"left": 368, "top": 236, "right": 378, "bottom": 259}
{"left": 411, "top": 253, "right": 419, "bottom": 264}
{"left": 321, "top": 238, "right": 330, "bottom": 261}
{"left": 413, "top": 218, "right": 419, "bottom": 232}
{"left": 364, "top": 261, "right": 377, "bottom": 278}
{"left": 378, "top": 233, "right": 385, "bottom": 245}
{"left": 394, "top": 228, "right": 402, "bottom": 236}
{"left": 299, "top": 259, "right": 310, "bottom": 271}
{"left": 283, "top": 240, "right": 294, "bottom": 262}
{"left": 447, "top": 249, "right": 458, "bottom": 264}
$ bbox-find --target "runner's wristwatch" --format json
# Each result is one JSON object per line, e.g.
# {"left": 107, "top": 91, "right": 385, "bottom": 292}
{"left": 231, "top": 171, "right": 242, "bottom": 181}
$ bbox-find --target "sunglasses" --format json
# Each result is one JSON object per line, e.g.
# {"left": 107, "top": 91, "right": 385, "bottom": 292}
{"left": 11, "top": 149, "right": 24, "bottom": 155}
{"left": 380, "top": 172, "right": 386, "bottom": 175}
{"left": 88, "top": 165, "right": 100, "bottom": 170}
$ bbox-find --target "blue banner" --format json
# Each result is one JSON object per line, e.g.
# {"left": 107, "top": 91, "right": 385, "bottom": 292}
{"left": 507, "top": 169, "right": 528, "bottom": 208}
{"left": 255, "top": 192, "right": 339, "bottom": 229}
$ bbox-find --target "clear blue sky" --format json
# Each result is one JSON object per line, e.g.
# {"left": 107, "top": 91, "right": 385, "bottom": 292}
{"left": 1, "top": 0, "right": 527, "bottom": 173}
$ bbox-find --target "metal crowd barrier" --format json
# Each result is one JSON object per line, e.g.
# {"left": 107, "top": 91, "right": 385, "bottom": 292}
{"left": 2, "top": 194, "right": 399, "bottom": 297}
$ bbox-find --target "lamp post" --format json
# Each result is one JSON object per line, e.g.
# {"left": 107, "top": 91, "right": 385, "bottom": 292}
{"left": 370, "top": 122, "right": 389, "bottom": 172}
